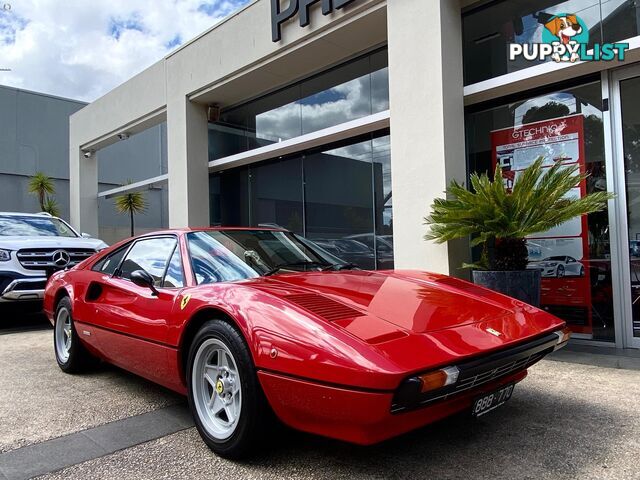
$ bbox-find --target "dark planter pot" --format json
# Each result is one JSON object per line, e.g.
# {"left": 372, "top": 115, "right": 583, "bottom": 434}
{"left": 472, "top": 270, "right": 542, "bottom": 307}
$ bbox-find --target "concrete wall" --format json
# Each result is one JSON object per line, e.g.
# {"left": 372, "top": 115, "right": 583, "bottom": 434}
{"left": 387, "top": 0, "right": 468, "bottom": 274}
{"left": 0, "top": 85, "right": 168, "bottom": 245}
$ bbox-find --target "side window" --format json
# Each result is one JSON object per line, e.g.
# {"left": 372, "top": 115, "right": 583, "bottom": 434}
{"left": 163, "top": 246, "right": 185, "bottom": 288}
{"left": 118, "top": 237, "right": 177, "bottom": 286}
{"left": 92, "top": 246, "right": 128, "bottom": 275}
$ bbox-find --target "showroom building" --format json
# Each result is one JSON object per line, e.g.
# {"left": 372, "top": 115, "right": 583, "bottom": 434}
{"left": 69, "top": 0, "right": 640, "bottom": 349}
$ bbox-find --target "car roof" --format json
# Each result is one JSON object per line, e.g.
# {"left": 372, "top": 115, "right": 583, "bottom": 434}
{"left": 0, "top": 212, "right": 61, "bottom": 219}
{"left": 135, "top": 226, "right": 289, "bottom": 237}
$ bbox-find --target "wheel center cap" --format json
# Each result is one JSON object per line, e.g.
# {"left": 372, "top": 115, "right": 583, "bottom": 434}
{"left": 216, "top": 380, "right": 224, "bottom": 394}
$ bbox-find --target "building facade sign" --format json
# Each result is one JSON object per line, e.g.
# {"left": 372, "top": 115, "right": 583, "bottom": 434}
{"left": 271, "top": 0, "right": 356, "bottom": 42}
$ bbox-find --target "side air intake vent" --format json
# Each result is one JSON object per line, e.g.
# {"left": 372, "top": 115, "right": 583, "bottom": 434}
{"left": 285, "top": 293, "right": 361, "bottom": 322}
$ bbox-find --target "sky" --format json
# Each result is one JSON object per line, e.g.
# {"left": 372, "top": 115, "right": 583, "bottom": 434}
{"left": 0, "top": 0, "right": 249, "bottom": 102}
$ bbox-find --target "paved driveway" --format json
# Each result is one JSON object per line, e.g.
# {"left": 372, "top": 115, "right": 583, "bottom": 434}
{"left": 0, "top": 329, "right": 638, "bottom": 480}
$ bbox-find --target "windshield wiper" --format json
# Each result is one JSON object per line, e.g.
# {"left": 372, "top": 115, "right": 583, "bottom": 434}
{"left": 322, "top": 262, "right": 359, "bottom": 271}
{"left": 264, "top": 261, "right": 327, "bottom": 276}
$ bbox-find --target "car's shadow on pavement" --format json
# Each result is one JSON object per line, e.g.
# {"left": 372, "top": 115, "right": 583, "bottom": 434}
{"left": 246, "top": 384, "right": 623, "bottom": 480}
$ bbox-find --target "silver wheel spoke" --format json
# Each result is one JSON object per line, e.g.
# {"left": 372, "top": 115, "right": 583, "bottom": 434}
{"left": 204, "top": 370, "right": 217, "bottom": 388}
{"left": 218, "top": 350, "right": 229, "bottom": 368}
{"left": 224, "top": 405, "right": 235, "bottom": 424}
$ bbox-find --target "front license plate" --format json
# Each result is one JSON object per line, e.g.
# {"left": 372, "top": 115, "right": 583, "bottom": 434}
{"left": 472, "top": 383, "right": 514, "bottom": 417}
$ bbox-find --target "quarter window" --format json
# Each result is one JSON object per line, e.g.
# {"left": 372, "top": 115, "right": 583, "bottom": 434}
{"left": 92, "top": 246, "right": 128, "bottom": 275}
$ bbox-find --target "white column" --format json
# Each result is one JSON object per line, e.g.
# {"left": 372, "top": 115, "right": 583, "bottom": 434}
{"left": 69, "top": 140, "right": 99, "bottom": 237}
{"left": 387, "top": 0, "right": 468, "bottom": 275}
{"left": 167, "top": 97, "right": 210, "bottom": 228}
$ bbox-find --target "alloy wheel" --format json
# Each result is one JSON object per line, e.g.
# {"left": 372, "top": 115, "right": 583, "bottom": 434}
{"left": 192, "top": 338, "right": 242, "bottom": 440}
{"left": 55, "top": 307, "right": 72, "bottom": 363}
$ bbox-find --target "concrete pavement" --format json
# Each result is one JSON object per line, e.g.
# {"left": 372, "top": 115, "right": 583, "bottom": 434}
{"left": 0, "top": 329, "right": 638, "bottom": 480}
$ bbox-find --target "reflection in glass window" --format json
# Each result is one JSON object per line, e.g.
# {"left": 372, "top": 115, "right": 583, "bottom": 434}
{"left": 118, "top": 237, "right": 177, "bottom": 286}
{"left": 163, "top": 246, "right": 184, "bottom": 288}
{"left": 209, "top": 168, "right": 250, "bottom": 227}
{"left": 208, "top": 130, "right": 393, "bottom": 270}
{"left": 304, "top": 138, "right": 376, "bottom": 270}
{"left": 208, "top": 48, "right": 389, "bottom": 161}
{"left": 465, "top": 80, "right": 613, "bottom": 342}
{"left": 461, "top": 0, "right": 640, "bottom": 85}
{"left": 250, "top": 157, "right": 304, "bottom": 234}
{"left": 92, "top": 246, "right": 128, "bottom": 275}
{"left": 618, "top": 76, "right": 640, "bottom": 338}
{"left": 187, "top": 231, "right": 260, "bottom": 284}
{"left": 373, "top": 135, "right": 393, "bottom": 269}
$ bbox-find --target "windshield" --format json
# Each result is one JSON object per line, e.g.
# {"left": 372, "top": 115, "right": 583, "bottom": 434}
{"left": 186, "top": 230, "right": 345, "bottom": 284}
{"left": 0, "top": 215, "right": 78, "bottom": 237}
{"left": 543, "top": 256, "right": 566, "bottom": 261}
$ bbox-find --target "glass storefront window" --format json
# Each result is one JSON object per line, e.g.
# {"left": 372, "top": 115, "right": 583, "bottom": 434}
{"left": 462, "top": 0, "right": 639, "bottom": 86}
{"left": 619, "top": 76, "right": 640, "bottom": 339}
{"left": 209, "top": 167, "right": 250, "bottom": 227}
{"left": 209, "top": 130, "right": 393, "bottom": 270}
{"left": 304, "top": 138, "right": 376, "bottom": 269}
{"left": 208, "top": 48, "right": 389, "bottom": 161}
{"left": 466, "top": 79, "right": 614, "bottom": 342}
{"left": 250, "top": 157, "right": 304, "bottom": 234}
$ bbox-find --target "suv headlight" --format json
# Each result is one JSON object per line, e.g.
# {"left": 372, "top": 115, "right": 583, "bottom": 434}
{"left": 0, "top": 249, "right": 10, "bottom": 262}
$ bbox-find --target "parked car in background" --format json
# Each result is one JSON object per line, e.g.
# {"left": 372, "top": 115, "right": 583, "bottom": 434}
{"left": 45, "top": 227, "right": 569, "bottom": 459}
{"left": 345, "top": 233, "right": 395, "bottom": 269}
{"left": 528, "top": 256, "right": 585, "bottom": 278}
{"left": 0, "top": 212, "right": 107, "bottom": 304}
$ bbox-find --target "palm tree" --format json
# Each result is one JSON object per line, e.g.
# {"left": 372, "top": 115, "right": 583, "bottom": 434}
{"left": 28, "top": 172, "right": 56, "bottom": 212}
{"left": 42, "top": 197, "right": 61, "bottom": 218}
{"left": 114, "top": 185, "right": 147, "bottom": 237}
{"left": 425, "top": 157, "right": 615, "bottom": 271}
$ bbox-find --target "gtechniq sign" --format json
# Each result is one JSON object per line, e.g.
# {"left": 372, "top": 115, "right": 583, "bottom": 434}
{"left": 271, "top": 0, "right": 357, "bottom": 42}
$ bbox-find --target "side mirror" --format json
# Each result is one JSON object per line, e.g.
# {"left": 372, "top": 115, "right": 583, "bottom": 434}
{"left": 130, "top": 270, "right": 159, "bottom": 296}
{"left": 81, "top": 232, "right": 92, "bottom": 238}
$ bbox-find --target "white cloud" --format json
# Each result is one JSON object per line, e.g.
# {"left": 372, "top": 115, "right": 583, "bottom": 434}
{"left": 0, "top": 0, "right": 248, "bottom": 102}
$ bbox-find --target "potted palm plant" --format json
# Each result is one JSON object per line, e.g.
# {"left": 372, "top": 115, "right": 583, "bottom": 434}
{"left": 425, "top": 157, "right": 614, "bottom": 306}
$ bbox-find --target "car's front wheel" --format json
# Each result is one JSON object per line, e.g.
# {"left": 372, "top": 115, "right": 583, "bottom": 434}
{"left": 54, "top": 297, "right": 95, "bottom": 373}
{"left": 187, "top": 320, "right": 269, "bottom": 459}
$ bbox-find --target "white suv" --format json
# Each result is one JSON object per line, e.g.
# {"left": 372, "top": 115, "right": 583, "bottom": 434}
{"left": 0, "top": 212, "right": 108, "bottom": 303}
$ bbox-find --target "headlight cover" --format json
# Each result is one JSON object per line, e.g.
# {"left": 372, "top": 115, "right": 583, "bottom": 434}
{"left": 0, "top": 249, "right": 10, "bottom": 261}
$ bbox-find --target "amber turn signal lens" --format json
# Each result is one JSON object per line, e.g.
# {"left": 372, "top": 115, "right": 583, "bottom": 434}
{"left": 418, "top": 366, "right": 459, "bottom": 393}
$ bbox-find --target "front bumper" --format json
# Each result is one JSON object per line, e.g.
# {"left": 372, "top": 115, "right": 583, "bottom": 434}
{"left": 0, "top": 274, "right": 47, "bottom": 302}
{"left": 258, "top": 329, "right": 568, "bottom": 445}
{"left": 259, "top": 369, "right": 528, "bottom": 445}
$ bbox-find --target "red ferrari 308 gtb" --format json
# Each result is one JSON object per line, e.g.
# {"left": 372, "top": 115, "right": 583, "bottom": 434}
{"left": 44, "top": 228, "right": 570, "bottom": 458}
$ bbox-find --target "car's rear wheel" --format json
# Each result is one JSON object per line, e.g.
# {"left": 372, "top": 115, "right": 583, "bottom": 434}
{"left": 54, "top": 297, "right": 95, "bottom": 373}
{"left": 187, "top": 320, "right": 268, "bottom": 459}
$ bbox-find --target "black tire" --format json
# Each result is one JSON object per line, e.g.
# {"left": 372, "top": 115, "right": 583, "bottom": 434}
{"left": 187, "top": 319, "right": 269, "bottom": 459}
{"left": 557, "top": 265, "right": 565, "bottom": 278}
{"left": 53, "top": 297, "right": 95, "bottom": 373}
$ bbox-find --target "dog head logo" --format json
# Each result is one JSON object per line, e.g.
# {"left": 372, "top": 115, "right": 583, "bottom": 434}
{"left": 545, "top": 15, "right": 583, "bottom": 44}
{"left": 541, "top": 13, "right": 589, "bottom": 62}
